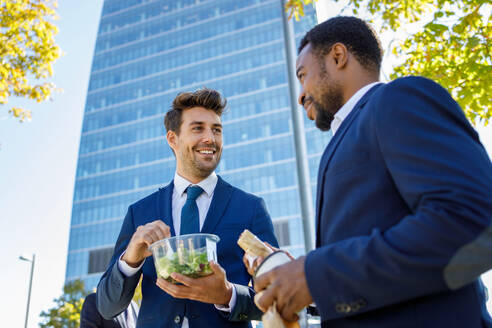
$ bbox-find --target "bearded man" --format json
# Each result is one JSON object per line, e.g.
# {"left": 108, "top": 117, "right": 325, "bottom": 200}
{"left": 254, "top": 16, "right": 492, "bottom": 328}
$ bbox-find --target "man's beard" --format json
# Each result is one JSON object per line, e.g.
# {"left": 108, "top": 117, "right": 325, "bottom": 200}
{"left": 183, "top": 145, "right": 221, "bottom": 178}
{"left": 313, "top": 100, "right": 335, "bottom": 131}
{"left": 312, "top": 66, "right": 344, "bottom": 131}
{"left": 190, "top": 154, "right": 220, "bottom": 178}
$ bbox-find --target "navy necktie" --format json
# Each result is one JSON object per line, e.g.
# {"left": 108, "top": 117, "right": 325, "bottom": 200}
{"left": 180, "top": 185, "right": 203, "bottom": 235}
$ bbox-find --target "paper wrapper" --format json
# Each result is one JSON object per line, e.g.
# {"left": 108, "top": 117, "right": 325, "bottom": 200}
{"left": 263, "top": 305, "right": 300, "bottom": 328}
{"left": 255, "top": 292, "right": 300, "bottom": 328}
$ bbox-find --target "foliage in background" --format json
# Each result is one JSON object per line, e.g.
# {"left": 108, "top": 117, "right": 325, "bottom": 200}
{"left": 39, "top": 279, "right": 87, "bottom": 328}
{"left": 285, "top": 0, "right": 491, "bottom": 125}
{"left": 0, "top": 0, "right": 61, "bottom": 122}
{"left": 132, "top": 275, "right": 143, "bottom": 306}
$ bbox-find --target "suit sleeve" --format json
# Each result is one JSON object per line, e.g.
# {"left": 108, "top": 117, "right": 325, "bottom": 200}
{"left": 305, "top": 77, "right": 492, "bottom": 319}
{"left": 228, "top": 197, "right": 279, "bottom": 321}
{"left": 96, "top": 206, "right": 141, "bottom": 320}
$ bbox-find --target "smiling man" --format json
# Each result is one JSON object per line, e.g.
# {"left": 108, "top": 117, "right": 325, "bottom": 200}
{"left": 96, "top": 88, "right": 278, "bottom": 328}
{"left": 254, "top": 16, "right": 492, "bottom": 328}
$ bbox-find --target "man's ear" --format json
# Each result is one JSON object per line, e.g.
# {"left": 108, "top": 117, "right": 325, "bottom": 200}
{"left": 166, "top": 130, "right": 177, "bottom": 151}
{"left": 330, "top": 43, "right": 349, "bottom": 69}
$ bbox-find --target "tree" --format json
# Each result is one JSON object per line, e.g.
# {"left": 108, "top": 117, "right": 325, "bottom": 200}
{"left": 285, "top": 0, "right": 491, "bottom": 125}
{"left": 0, "top": 0, "right": 61, "bottom": 122}
{"left": 39, "top": 279, "right": 87, "bottom": 328}
{"left": 132, "top": 275, "right": 143, "bottom": 306}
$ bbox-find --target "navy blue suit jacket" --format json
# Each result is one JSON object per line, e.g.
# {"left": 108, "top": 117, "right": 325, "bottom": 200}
{"left": 81, "top": 293, "right": 138, "bottom": 328}
{"left": 305, "top": 77, "right": 492, "bottom": 327}
{"left": 97, "top": 176, "right": 278, "bottom": 328}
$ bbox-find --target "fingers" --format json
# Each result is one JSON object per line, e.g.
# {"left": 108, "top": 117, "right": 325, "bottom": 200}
{"left": 253, "top": 290, "right": 265, "bottom": 311}
{"left": 254, "top": 270, "right": 276, "bottom": 313}
{"left": 277, "top": 297, "right": 300, "bottom": 322}
{"left": 253, "top": 269, "right": 273, "bottom": 292}
{"left": 152, "top": 220, "right": 171, "bottom": 239}
{"left": 254, "top": 287, "right": 276, "bottom": 313}
{"left": 254, "top": 257, "right": 263, "bottom": 271}
{"left": 243, "top": 253, "right": 265, "bottom": 276}
{"left": 137, "top": 220, "right": 170, "bottom": 245}
{"left": 156, "top": 278, "right": 190, "bottom": 299}
{"left": 170, "top": 272, "right": 194, "bottom": 287}
{"left": 142, "top": 220, "right": 170, "bottom": 243}
{"left": 256, "top": 287, "right": 299, "bottom": 322}
{"left": 131, "top": 229, "right": 157, "bottom": 252}
{"left": 281, "top": 309, "right": 299, "bottom": 323}
{"left": 209, "top": 261, "right": 224, "bottom": 277}
{"left": 140, "top": 231, "right": 157, "bottom": 247}
{"left": 125, "top": 220, "right": 171, "bottom": 265}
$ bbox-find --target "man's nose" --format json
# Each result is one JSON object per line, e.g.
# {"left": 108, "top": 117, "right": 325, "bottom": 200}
{"left": 298, "top": 87, "right": 306, "bottom": 107}
{"left": 202, "top": 128, "right": 215, "bottom": 143}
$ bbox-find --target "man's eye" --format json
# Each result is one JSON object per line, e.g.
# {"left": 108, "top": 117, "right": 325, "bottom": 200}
{"left": 213, "top": 128, "right": 222, "bottom": 134}
{"left": 192, "top": 127, "right": 202, "bottom": 131}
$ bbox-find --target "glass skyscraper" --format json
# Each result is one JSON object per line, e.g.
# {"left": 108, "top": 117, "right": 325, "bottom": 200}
{"left": 66, "top": 0, "right": 330, "bottom": 289}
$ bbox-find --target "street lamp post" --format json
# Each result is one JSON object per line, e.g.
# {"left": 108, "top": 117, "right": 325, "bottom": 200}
{"left": 19, "top": 254, "right": 35, "bottom": 328}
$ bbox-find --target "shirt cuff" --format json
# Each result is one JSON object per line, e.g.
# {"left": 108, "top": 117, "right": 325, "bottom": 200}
{"left": 117, "top": 251, "right": 144, "bottom": 277}
{"left": 214, "top": 284, "right": 237, "bottom": 312}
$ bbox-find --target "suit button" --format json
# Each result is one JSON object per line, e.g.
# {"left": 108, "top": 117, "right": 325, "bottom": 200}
{"left": 355, "top": 299, "right": 367, "bottom": 309}
{"left": 335, "top": 303, "right": 351, "bottom": 314}
{"left": 174, "top": 315, "right": 181, "bottom": 324}
{"left": 350, "top": 301, "right": 360, "bottom": 312}
{"left": 190, "top": 314, "right": 199, "bottom": 319}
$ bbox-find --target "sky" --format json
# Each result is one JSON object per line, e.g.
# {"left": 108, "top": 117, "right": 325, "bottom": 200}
{"left": 0, "top": 2, "right": 104, "bottom": 327}
{"left": 0, "top": 1, "right": 490, "bottom": 327}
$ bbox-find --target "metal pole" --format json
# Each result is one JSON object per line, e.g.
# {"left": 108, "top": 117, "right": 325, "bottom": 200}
{"left": 280, "top": 0, "right": 315, "bottom": 252}
{"left": 20, "top": 254, "right": 35, "bottom": 328}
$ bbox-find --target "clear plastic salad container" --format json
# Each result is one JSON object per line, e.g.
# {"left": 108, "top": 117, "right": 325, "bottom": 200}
{"left": 149, "top": 233, "right": 220, "bottom": 284}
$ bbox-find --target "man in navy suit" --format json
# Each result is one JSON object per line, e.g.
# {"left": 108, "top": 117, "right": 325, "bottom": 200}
{"left": 81, "top": 292, "right": 138, "bottom": 328}
{"left": 97, "top": 88, "right": 278, "bottom": 328}
{"left": 255, "top": 16, "right": 492, "bottom": 327}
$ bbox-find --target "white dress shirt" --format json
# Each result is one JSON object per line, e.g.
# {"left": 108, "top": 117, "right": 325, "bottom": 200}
{"left": 118, "top": 172, "right": 237, "bottom": 328}
{"left": 330, "top": 82, "right": 382, "bottom": 135}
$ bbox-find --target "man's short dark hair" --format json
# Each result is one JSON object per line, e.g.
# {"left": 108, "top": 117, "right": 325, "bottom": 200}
{"left": 298, "top": 16, "right": 383, "bottom": 73}
{"left": 164, "top": 88, "right": 227, "bottom": 134}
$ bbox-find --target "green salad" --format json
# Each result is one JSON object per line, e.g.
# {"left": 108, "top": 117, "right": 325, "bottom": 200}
{"left": 156, "top": 247, "right": 213, "bottom": 283}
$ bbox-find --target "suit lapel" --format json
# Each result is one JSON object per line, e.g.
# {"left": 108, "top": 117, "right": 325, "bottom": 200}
{"left": 201, "top": 176, "right": 233, "bottom": 234}
{"left": 157, "top": 181, "right": 176, "bottom": 236}
{"left": 315, "top": 143, "right": 332, "bottom": 246}
{"left": 315, "top": 84, "right": 382, "bottom": 245}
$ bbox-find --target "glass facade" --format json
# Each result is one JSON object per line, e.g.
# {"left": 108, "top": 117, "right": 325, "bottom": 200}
{"left": 66, "top": 0, "right": 330, "bottom": 289}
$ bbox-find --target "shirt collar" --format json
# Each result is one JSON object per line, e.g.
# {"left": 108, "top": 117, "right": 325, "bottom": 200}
{"left": 331, "top": 82, "right": 382, "bottom": 135}
{"left": 173, "top": 171, "right": 218, "bottom": 198}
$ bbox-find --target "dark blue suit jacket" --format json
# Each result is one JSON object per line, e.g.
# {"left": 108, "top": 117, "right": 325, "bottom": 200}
{"left": 81, "top": 293, "right": 138, "bottom": 328}
{"left": 97, "top": 176, "right": 278, "bottom": 328}
{"left": 305, "top": 77, "right": 492, "bottom": 327}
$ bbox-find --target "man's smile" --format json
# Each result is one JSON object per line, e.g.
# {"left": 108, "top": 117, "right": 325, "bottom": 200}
{"left": 195, "top": 147, "right": 217, "bottom": 158}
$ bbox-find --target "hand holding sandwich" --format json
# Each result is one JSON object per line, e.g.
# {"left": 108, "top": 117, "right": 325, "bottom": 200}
{"left": 254, "top": 256, "right": 313, "bottom": 322}
{"left": 237, "top": 230, "right": 304, "bottom": 327}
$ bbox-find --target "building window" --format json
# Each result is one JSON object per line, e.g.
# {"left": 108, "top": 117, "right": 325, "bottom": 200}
{"left": 273, "top": 221, "right": 290, "bottom": 247}
{"left": 88, "top": 247, "right": 114, "bottom": 274}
